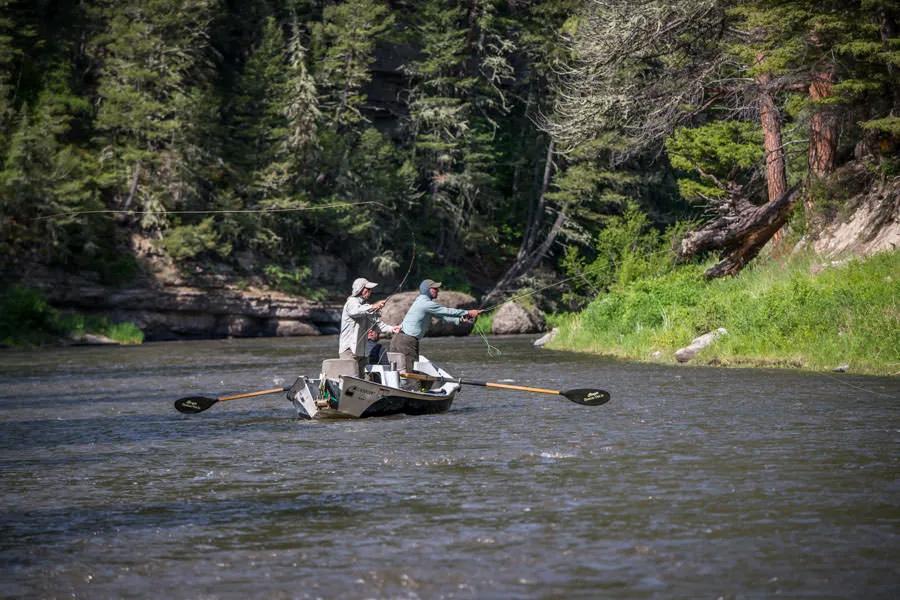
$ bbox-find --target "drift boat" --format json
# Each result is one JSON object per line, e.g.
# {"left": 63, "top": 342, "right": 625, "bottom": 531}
{"left": 174, "top": 353, "right": 609, "bottom": 417}
{"left": 286, "top": 354, "right": 459, "bottom": 419}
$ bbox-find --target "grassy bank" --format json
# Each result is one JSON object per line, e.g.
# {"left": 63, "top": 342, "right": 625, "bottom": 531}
{"left": 0, "top": 286, "right": 144, "bottom": 347}
{"left": 549, "top": 250, "right": 899, "bottom": 375}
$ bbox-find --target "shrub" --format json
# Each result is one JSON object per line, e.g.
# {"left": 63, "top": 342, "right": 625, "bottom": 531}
{"left": 0, "top": 286, "right": 144, "bottom": 346}
{"left": 159, "top": 218, "right": 232, "bottom": 261}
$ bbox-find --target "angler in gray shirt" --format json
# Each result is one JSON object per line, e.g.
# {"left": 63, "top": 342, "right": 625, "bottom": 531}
{"left": 390, "top": 279, "right": 481, "bottom": 372}
{"left": 340, "top": 278, "right": 399, "bottom": 377}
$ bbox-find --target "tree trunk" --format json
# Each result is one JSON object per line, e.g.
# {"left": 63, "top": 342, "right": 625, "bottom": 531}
{"left": 756, "top": 73, "right": 787, "bottom": 203}
{"left": 678, "top": 186, "right": 800, "bottom": 279}
{"left": 808, "top": 70, "right": 838, "bottom": 178}
{"left": 805, "top": 69, "right": 838, "bottom": 227}
{"left": 755, "top": 57, "right": 788, "bottom": 245}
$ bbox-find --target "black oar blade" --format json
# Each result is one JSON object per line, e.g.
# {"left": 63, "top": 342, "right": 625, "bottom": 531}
{"left": 561, "top": 388, "right": 610, "bottom": 406}
{"left": 174, "top": 396, "right": 218, "bottom": 414}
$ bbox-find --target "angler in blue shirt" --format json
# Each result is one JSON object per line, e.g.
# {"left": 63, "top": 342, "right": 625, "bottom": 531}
{"left": 390, "top": 279, "right": 482, "bottom": 372}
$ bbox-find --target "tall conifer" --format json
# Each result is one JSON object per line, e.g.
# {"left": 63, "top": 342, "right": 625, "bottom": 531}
{"left": 90, "top": 0, "right": 217, "bottom": 231}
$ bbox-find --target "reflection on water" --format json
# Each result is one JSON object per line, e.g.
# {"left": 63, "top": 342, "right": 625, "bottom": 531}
{"left": 1, "top": 336, "right": 898, "bottom": 598}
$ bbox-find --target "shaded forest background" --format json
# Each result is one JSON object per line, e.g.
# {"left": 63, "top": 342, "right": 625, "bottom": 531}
{"left": 0, "top": 0, "right": 897, "bottom": 309}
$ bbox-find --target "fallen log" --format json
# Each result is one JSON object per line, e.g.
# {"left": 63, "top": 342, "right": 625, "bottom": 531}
{"left": 678, "top": 186, "right": 801, "bottom": 278}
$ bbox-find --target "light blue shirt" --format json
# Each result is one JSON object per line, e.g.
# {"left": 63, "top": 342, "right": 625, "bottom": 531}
{"left": 400, "top": 294, "right": 467, "bottom": 339}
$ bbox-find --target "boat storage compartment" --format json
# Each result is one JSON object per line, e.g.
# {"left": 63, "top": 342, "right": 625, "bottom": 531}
{"left": 366, "top": 364, "right": 400, "bottom": 388}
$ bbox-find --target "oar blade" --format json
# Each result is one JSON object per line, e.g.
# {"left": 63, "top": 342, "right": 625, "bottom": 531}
{"left": 561, "top": 388, "right": 610, "bottom": 406}
{"left": 174, "top": 396, "right": 218, "bottom": 414}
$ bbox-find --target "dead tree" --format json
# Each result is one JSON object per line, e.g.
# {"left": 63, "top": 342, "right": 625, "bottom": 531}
{"left": 678, "top": 185, "right": 801, "bottom": 279}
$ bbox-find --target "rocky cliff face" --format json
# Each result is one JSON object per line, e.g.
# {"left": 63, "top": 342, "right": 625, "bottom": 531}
{"left": 800, "top": 163, "right": 900, "bottom": 259}
{"left": 29, "top": 269, "right": 340, "bottom": 341}
{"left": 21, "top": 256, "right": 479, "bottom": 341}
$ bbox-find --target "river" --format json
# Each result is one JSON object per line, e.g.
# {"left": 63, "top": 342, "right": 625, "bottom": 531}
{"left": 1, "top": 335, "right": 898, "bottom": 598}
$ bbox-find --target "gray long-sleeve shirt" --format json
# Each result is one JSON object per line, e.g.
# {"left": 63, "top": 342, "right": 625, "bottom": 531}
{"left": 339, "top": 296, "right": 393, "bottom": 356}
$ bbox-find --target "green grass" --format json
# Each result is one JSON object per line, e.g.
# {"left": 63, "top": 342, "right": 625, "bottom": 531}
{"left": 472, "top": 312, "right": 494, "bottom": 335}
{"left": 0, "top": 286, "right": 144, "bottom": 346}
{"left": 549, "top": 250, "right": 900, "bottom": 375}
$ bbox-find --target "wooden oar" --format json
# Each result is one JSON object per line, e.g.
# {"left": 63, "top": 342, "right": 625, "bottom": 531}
{"left": 174, "top": 386, "right": 289, "bottom": 414}
{"left": 401, "top": 372, "right": 610, "bottom": 406}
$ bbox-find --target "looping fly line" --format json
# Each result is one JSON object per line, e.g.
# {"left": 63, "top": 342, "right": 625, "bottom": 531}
{"left": 478, "top": 330, "right": 503, "bottom": 358}
{"left": 32, "top": 200, "right": 384, "bottom": 221}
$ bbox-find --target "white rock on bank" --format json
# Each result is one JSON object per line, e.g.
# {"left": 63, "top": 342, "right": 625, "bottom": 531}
{"left": 69, "top": 333, "right": 119, "bottom": 346}
{"left": 533, "top": 327, "right": 559, "bottom": 347}
{"left": 675, "top": 328, "right": 727, "bottom": 363}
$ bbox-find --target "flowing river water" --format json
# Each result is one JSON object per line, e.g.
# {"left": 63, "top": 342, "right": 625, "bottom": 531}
{"left": 0, "top": 335, "right": 898, "bottom": 598}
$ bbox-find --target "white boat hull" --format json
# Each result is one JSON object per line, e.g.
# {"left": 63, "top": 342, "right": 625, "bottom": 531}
{"left": 286, "top": 356, "right": 460, "bottom": 419}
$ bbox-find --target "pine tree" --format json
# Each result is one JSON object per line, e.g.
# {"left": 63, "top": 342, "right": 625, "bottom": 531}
{"left": 0, "top": 65, "right": 102, "bottom": 267}
{"left": 312, "top": 0, "right": 394, "bottom": 129}
{"left": 730, "top": 0, "right": 899, "bottom": 219}
{"left": 230, "top": 16, "right": 290, "bottom": 195}
{"left": 256, "top": 19, "right": 321, "bottom": 199}
{"left": 90, "top": 0, "right": 218, "bottom": 232}
{"left": 0, "top": 0, "right": 17, "bottom": 153}
{"left": 403, "top": 0, "right": 517, "bottom": 261}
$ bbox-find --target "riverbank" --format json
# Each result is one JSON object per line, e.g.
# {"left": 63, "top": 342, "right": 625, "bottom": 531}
{"left": 548, "top": 250, "right": 899, "bottom": 376}
{"left": 0, "top": 286, "right": 144, "bottom": 347}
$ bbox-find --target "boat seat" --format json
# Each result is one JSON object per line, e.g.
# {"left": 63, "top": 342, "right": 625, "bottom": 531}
{"left": 321, "top": 358, "right": 358, "bottom": 379}
{"left": 386, "top": 352, "right": 406, "bottom": 372}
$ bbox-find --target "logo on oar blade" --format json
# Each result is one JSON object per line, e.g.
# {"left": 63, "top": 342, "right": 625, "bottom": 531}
{"left": 563, "top": 388, "right": 611, "bottom": 406}
{"left": 174, "top": 396, "right": 215, "bottom": 414}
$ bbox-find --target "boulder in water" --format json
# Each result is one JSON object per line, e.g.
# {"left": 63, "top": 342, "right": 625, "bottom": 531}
{"left": 491, "top": 301, "right": 546, "bottom": 335}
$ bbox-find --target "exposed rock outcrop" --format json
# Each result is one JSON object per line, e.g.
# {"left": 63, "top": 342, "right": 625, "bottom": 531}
{"left": 26, "top": 268, "right": 340, "bottom": 341}
{"left": 811, "top": 172, "right": 899, "bottom": 258}
{"left": 791, "top": 163, "right": 900, "bottom": 261}
{"left": 379, "top": 291, "right": 477, "bottom": 337}
{"left": 491, "top": 301, "right": 546, "bottom": 335}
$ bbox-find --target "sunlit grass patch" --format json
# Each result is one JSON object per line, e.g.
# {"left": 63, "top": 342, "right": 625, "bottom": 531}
{"left": 550, "top": 250, "right": 899, "bottom": 375}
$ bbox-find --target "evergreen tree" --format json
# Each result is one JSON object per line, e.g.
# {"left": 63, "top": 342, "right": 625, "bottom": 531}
{"left": 0, "top": 0, "right": 17, "bottom": 152}
{"left": 90, "top": 0, "right": 218, "bottom": 232}
{"left": 404, "top": 0, "right": 516, "bottom": 261}
{"left": 254, "top": 18, "right": 323, "bottom": 260}
{"left": 255, "top": 19, "right": 320, "bottom": 199}
{"left": 312, "top": 0, "right": 394, "bottom": 129}
{"left": 230, "top": 16, "right": 291, "bottom": 197}
{"left": 729, "top": 0, "right": 899, "bottom": 226}
{"left": 0, "top": 65, "right": 102, "bottom": 268}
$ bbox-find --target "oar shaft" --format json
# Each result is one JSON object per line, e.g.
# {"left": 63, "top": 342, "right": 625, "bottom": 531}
{"left": 480, "top": 381, "right": 561, "bottom": 395}
{"left": 219, "top": 387, "right": 287, "bottom": 402}
{"left": 397, "top": 372, "right": 608, "bottom": 406}
{"left": 402, "top": 372, "right": 561, "bottom": 396}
